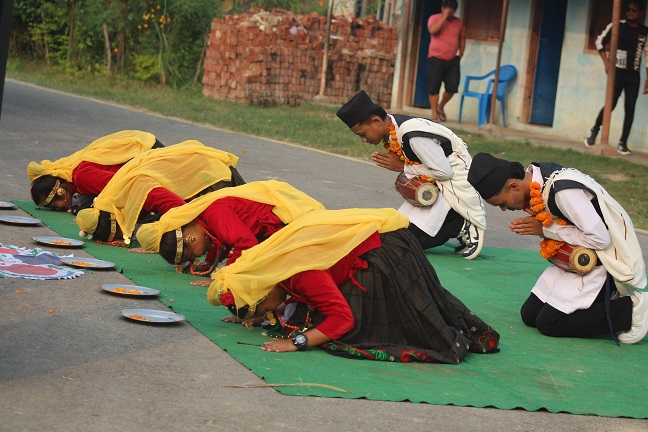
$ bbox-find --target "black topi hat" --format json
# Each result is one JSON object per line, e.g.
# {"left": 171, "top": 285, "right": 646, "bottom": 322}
{"left": 468, "top": 152, "right": 517, "bottom": 199}
{"left": 336, "top": 90, "right": 382, "bottom": 128}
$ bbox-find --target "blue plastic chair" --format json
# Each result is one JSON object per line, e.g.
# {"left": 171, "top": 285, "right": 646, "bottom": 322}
{"left": 458, "top": 65, "right": 517, "bottom": 127}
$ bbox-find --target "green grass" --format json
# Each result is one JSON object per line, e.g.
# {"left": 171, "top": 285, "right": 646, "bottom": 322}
{"left": 7, "top": 59, "right": 648, "bottom": 229}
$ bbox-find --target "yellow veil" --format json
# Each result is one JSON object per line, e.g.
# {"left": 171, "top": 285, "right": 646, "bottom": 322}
{"left": 207, "top": 208, "right": 409, "bottom": 313}
{"left": 135, "top": 180, "right": 325, "bottom": 252}
{"left": 27, "top": 130, "right": 157, "bottom": 181}
{"left": 75, "top": 141, "right": 239, "bottom": 243}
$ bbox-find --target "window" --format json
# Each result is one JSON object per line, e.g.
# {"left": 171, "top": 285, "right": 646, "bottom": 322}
{"left": 463, "top": 0, "right": 504, "bottom": 42}
{"left": 587, "top": 0, "right": 614, "bottom": 51}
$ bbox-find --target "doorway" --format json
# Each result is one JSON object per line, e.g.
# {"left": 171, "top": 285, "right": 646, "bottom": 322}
{"left": 524, "top": 0, "right": 567, "bottom": 126}
{"left": 411, "top": 0, "right": 442, "bottom": 108}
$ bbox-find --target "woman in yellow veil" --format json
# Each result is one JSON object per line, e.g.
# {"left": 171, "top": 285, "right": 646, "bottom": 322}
{"left": 27, "top": 130, "right": 163, "bottom": 213}
{"left": 75, "top": 141, "right": 244, "bottom": 246}
{"left": 208, "top": 208, "right": 500, "bottom": 363}
{"left": 135, "top": 181, "right": 324, "bottom": 282}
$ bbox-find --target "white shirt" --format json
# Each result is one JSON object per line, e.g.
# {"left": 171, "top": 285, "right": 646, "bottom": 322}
{"left": 529, "top": 165, "right": 610, "bottom": 313}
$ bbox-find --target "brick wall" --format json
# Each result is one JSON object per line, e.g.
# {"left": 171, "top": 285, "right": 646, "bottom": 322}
{"left": 202, "top": 10, "right": 398, "bottom": 107}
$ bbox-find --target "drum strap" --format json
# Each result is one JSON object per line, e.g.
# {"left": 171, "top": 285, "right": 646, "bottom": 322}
{"left": 604, "top": 273, "right": 620, "bottom": 346}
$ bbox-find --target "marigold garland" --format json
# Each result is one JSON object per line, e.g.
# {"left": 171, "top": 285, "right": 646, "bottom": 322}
{"left": 530, "top": 182, "right": 552, "bottom": 226}
{"left": 539, "top": 238, "right": 565, "bottom": 260}
{"left": 383, "top": 123, "right": 435, "bottom": 184}
{"left": 530, "top": 182, "right": 571, "bottom": 259}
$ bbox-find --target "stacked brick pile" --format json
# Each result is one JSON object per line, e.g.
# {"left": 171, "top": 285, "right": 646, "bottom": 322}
{"left": 202, "top": 10, "right": 398, "bottom": 107}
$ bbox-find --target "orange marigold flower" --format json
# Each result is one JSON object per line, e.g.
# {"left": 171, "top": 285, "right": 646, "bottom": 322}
{"left": 49, "top": 309, "right": 55, "bottom": 313}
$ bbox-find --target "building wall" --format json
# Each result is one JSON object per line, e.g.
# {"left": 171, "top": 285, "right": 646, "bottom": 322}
{"left": 444, "top": 1, "right": 647, "bottom": 152}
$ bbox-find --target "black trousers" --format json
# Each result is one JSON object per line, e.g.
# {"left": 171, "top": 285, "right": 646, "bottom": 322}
{"left": 593, "top": 69, "right": 640, "bottom": 144}
{"left": 520, "top": 279, "right": 633, "bottom": 338}
{"left": 407, "top": 208, "right": 464, "bottom": 251}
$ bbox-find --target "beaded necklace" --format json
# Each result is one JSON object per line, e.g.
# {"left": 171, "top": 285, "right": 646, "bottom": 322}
{"left": 383, "top": 123, "right": 435, "bottom": 183}
{"left": 276, "top": 281, "right": 312, "bottom": 333}
{"left": 187, "top": 227, "right": 219, "bottom": 276}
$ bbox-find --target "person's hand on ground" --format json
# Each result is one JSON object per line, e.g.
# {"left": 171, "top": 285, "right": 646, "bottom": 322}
{"left": 129, "top": 247, "right": 157, "bottom": 254}
{"left": 190, "top": 278, "right": 212, "bottom": 287}
{"left": 262, "top": 338, "right": 297, "bottom": 352}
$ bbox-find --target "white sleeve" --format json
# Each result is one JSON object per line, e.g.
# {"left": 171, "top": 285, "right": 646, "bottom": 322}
{"left": 542, "top": 188, "right": 611, "bottom": 250}
{"left": 404, "top": 136, "right": 454, "bottom": 180}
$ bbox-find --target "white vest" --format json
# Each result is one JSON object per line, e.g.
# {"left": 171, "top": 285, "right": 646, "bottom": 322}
{"left": 397, "top": 118, "right": 486, "bottom": 230}
{"left": 543, "top": 168, "right": 646, "bottom": 294}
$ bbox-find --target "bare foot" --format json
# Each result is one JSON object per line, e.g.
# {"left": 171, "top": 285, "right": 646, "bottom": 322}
{"left": 189, "top": 278, "right": 212, "bottom": 287}
{"left": 129, "top": 247, "right": 157, "bottom": 254}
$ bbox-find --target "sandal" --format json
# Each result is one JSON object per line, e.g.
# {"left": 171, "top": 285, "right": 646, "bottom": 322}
{"left": 438, "top": 109, "right": 447, "bottom": 122}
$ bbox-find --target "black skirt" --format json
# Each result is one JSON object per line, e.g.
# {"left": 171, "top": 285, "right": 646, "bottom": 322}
{"left": 283, "top": 229, "right": 499, "bottom": 363}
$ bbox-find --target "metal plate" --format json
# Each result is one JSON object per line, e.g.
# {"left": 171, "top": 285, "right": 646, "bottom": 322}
{"left": 0, "top": 215, "right": 42, "bottom": 225}
{"left": 59, "top": 256, "right": 116, "bottom": 269}
{"left": 101, "top": 284, "right": 160, "bottom": 296}
{"left": 120, "top": 308, "right": 186, "bottom": 323}
{"left": 0, "top": 201, "right": 17, "bottom": 209}
{"left": 33, "top": 236, "right": 85, "bottom": 247}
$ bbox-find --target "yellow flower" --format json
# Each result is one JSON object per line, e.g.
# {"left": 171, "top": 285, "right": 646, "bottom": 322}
{"left": 113, "top": 48, "right": 118, "bottom": 53}
{"left": 144, "top": 23, "right": 149, "bottom": 28}
{"left": 157, "top": 4, "right": 161, "bottom": 9}
{"left": 138, "top": 25, "right": 142, "bottom": 29}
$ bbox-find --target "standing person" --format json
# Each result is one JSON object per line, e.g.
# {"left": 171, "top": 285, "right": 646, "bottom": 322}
{"left": 208, "top": 208, "right": 500, "bottom": 363}
{"left": 584, "top": 0, "right": 648, "bottom": 155}
{"left": 467, "top": 152, "right": 648, "bottom": 344}
{"left": 337, "top": 90, "right": 486, "bottom": 259}
{"left": 427, "top": 0, "right": 465, "bottom": 122}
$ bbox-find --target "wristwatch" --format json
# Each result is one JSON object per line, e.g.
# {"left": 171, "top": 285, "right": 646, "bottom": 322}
{"left": 291, "top": 332, "right": 308, "bottom": 351}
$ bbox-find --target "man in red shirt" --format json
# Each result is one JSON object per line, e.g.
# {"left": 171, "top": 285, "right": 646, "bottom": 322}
{"left": 427, "top": 0, "right": 465, "bottom": 122}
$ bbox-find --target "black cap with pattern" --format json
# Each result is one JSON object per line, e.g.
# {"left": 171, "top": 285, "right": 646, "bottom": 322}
{"left": 336, "top": 90, "right": 381, "bottom": 128}
{"left": 468, "top": 152, "right": 516, "bottom": 199}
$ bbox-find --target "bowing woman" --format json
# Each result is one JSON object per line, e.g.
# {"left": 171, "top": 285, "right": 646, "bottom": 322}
{"left": 135, "top": 181, "right": 324, "bottom": 284}
{"left": 28, "top": 130, "right": 164, "bottom": 214}
{"left": 208, "top": 208, "right": 500, "bottom": 364}
{"left": 75, "top": 141, "right": 244, "bottom": 246}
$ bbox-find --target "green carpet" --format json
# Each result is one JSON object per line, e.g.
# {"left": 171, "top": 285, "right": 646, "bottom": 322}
{"left": 15, "top": 201, "right": 648, "bottom": 418}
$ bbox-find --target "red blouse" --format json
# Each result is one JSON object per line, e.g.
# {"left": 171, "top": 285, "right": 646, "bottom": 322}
{"left": 197, "top": 197, "right": 285, "bottom": 265}
{"left": 142, "top": 187, "right": 186, "bottom": 214}
{"left": 282, "top": 231, "right": 382, "bottom": 340}
{"left": 71, "top": 162, "right": 124, "bottom": 195}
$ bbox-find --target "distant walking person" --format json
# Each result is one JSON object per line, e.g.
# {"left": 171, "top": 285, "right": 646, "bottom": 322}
{"left": 427, "top": 0, "right": 465, "bottom": 122}
{"left": 584, "top": 1, "right": 648, "bottom": 155}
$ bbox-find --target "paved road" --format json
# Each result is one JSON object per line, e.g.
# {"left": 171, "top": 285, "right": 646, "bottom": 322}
{"left": 1, "top": 80, "right": 647, "bottom": 431}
